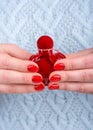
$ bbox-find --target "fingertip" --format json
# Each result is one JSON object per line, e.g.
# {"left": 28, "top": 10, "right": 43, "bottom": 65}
{"left": 54, "top": 62, "right": 65, "bottom": 70}
{"left": 27, "top": 64, "right": 39, "bottom": 72}
{"left": 54, "top": 59, "right": 63, "bottom": 65}
{"left": 48, "top": 83, "right": 59, "bottom": 90}
{"left": 27, "top": 61, "right": 39, "bottom": 72}
{"left": 31, "top": 72, "right": 43, "bottom": 84}
{"left": 34, "top": 83, "right": 45, "bottom": 91}
{"left": 49, "top": 71, "right": 56, "bottom": 80}
{"left": 33, "top": 62, "right": 39, "bottom": 69}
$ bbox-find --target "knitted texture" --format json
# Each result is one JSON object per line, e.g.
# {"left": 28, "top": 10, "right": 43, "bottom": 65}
{"left": 0, "top": 0, "right": 93, "bottom": 130}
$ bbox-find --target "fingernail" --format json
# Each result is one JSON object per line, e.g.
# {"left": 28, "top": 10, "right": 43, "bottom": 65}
{"left": 50, "top": 74, "right": 61, "bottom": 82}
{"left": 54, "top": 63, "right": 65, "bottom": 70}
{"left": 34, "top": 84, "right": 45, "bottom": 91}
{"left": 48, "top": 84, "right": 59, "bottom": 90}
{"left": 32, "top": 75, "right": 42, "bottom": 83}
{"left": 27, "top": 65, "right": 39, "bottom": 72}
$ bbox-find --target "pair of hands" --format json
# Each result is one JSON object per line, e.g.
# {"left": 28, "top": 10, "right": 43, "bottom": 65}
{"left": 0, "top": 44, "right": 93, "bottom": 94}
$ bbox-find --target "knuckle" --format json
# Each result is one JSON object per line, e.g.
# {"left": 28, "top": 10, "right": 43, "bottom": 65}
{"left": 81, "top": 71, "right": 88, "bottom": 81}
{"left": 89, "top": 48, "right": 93, "bottom": 53}
{"left": 67, "top": 59, "right": 74, "bottom": 70}
{"left": 77, "top": 83, "right": 86, "bottom": 93}
{"left": 22, "top": 74, "right": 30, "bottom": 83}
{"left": 91, "top": 54, "right": 93, "bottom": 62}
{"left": 63, "top": 83, "right": 69, "bottom": 90}
{"left": 2, "top": 54, "right": 10, "bottom": 68}
{"left": 25, "top": 86, "right": 33, "bottom": 93}
{"left": 64, "top": 72, "right": 71, "bottom": 81}
{"left": 83, "top": 57, "right": 90, "bottom": 68}
{"left": 91, "top": 53, "right": 93, "bottom": 57}
{"left": 8, "top": 87, "right": 13, "bottom": 93}
{"left": 6, "top": 85, "right": 14, "bottom": 93}
{"left": 83, "top": 54, "right": 93, "bottom": 68}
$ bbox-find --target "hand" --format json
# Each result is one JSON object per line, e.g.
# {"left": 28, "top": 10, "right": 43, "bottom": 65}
{"left": 48, "top": 48, "right": 93, "bottom": 93}
{"left": 0, "top": 44, "right": 44, "bottom": 93}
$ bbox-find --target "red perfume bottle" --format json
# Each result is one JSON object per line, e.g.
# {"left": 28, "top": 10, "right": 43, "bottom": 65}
{"left": 29, "top": 35, "right": 66, "bottom": 86}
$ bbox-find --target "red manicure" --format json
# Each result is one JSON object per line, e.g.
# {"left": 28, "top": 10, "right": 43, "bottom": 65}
{"left": 50, "top": 74, "right": 61, "bottom": 82}
{"left": 27, "top": 65, "right": 39, "bottom": 72}
{"left": 34, "top": 84, "right": 45, "bottom": 91}
{"left": 54, "top": 63, "right": 65, "bottom": 70}
{"left": 48, "top": 84, "right": 59, "bottom": 90}
{"left": 32, "top": 75, "right": 42, "bottom": 83}
{"left": 29, "top": 35, "right": 66, "bottom": 85}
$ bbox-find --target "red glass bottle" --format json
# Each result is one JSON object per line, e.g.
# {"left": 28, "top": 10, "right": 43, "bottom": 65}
{"left": 29, "top": 35, "right": 66, "bottom": 86}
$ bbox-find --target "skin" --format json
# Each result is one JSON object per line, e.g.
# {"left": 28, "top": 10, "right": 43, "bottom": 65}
{"left": 0, "top": 44, "right": 43, "bottom": 93}
{"left": 49, "top": 48, "right": 93, "bottom": 94}
{"left": 0, "top": 44, "right": 93, "bottom": 94}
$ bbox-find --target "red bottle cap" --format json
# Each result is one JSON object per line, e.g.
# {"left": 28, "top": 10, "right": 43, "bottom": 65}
{"left": 37, "top": 35, "right": 54, "bottom": 49}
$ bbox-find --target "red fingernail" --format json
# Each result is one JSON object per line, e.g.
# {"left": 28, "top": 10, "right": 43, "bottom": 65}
{"left": 48, "top": 84, "right": 59, "bottom": 90}
{"left": 34, "top": 84, "right": 45, "bottom": 91}
{"left": 32, "top": 75, "right": 42, "bottom": 83}
{"left": 50, "top": 74, "right": 61, "bottom": 82}
{"left": 27, "top": 65, "right": 39, "bottom": 72}
{"left": 54, "top": 63, "right": 65, "bottom": 70}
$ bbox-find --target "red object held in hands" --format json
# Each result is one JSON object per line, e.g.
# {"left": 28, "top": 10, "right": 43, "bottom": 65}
{"left": 29, "top": 35, "right": 66, "bottom": 86}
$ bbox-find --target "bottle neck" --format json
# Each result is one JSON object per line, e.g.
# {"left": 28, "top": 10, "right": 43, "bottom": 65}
{"left": 38, "top": 48, "right": 53, "bottom": 56}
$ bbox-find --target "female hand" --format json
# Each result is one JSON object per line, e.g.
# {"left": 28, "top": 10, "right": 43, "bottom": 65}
{"left": 48, "top": 48, "right": 93, "bottom": 93}
{"left": 0, "top": 44, "right": 44, "bottom": 93}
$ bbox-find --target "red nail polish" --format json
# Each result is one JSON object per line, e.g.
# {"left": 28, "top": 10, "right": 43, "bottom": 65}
{"left": 48, "top": 84, "right": 59, "bottom": 90}
{"left": 32, "top": 75, "right": 42, "bottom": 83}
{"left": 27, "top": 65, "right": 39, "bottom": 72}
{"left": 29, "top": 35, "right": 66, "bottom": 85}
{"left": 50, "top": 74, "right": 61, "bottom": 82}
{"left": 34, "top": 84, "right": 45, "bottom": 91}
{"left": 54, "top": 63, "right": 65, "bottom": 70}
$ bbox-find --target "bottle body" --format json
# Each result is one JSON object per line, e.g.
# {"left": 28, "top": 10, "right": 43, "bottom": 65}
{"left": 30, "top": 50, "right": 65, "bottom": 86}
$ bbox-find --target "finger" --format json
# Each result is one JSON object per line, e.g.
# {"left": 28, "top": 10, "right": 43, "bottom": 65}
{"left": 48, "top": 82, "right": 93, "bottom": 94}
{"left": 66, "top": 48, "right": 93, "bottom": 59}
{"left": 0, "top": 53, "right": 39, "bottom": 72}
{"left": 0, "top": 70, "right": 43, "bottom": 84}
{"left": 0, "top": 44, "right": 31, "bottom": 60}
{"left": 0, "top": 83, "right": 45, "bottom": 94}
{"left": 54, "top": 53, "right": 93, "bottom": 70}
{"left": 49, "top": 69, "right": 93, "bottom": 82}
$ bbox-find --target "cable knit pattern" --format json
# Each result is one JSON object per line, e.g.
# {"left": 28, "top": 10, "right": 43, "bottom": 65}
{"left": 0, "top": 0, "right": 93, "bottom": 130}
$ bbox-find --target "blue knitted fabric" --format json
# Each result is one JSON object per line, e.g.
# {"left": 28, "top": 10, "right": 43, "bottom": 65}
{"left": 0, "top": 0, "right": 93, "bottom": 130}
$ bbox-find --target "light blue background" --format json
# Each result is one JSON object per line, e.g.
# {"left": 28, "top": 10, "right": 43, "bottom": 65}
{"left": 0, "top": 0, "right": 93, "bottom": 130}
